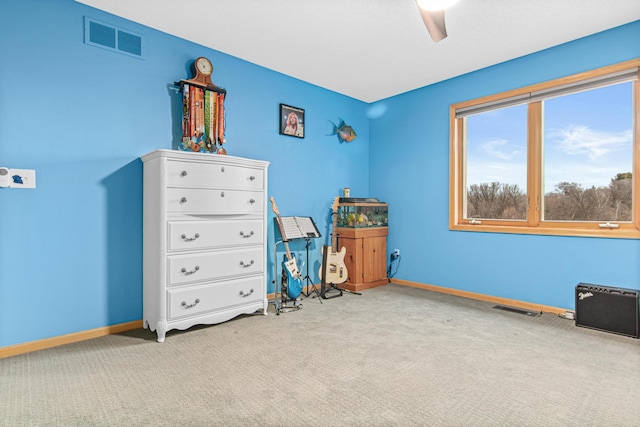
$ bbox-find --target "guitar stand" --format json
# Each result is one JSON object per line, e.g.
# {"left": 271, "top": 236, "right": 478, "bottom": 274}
{"left": 271, "top": 240, "right": 303, "bottom": 315}
{"left": 319, "top": 245, "right": 343, "bottom": 299}
{"left": 331, "top": 285, "right": 361, "bottom": 296}
{"left": 319, "top": 245, "right": 362, "bottom": 299}
{"left": 279, "top": 267, "right": 304, "bottom": 314}
{"left": 301, "top": 237, "right": 322, "bottom": 302}
{"left": 320, "top": 282, "right": 342, "bottom": 299}
{"left": 321, "top": 282, "right": 362, "bottom": 298}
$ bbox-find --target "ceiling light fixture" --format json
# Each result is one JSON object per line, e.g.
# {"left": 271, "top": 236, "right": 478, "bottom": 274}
{"left": 415, "top": 0, "right": 459, "bottom": 42}
{"left": 416, "top": 0, "right": 459, "bottom": 12}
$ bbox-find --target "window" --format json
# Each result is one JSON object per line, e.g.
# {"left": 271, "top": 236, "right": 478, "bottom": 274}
{"left": 450, "top": 59, "right": 640, "bottom": 238}
{"left": 465, "top": 104, "right": 528, "bottom": 221}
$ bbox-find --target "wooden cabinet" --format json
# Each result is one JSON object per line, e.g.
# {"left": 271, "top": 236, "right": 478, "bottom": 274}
{"left": 141, "top": 149, "right": 269, "bottom": 342}
{"left": 337, "top": 227, "right": 388, "bottom": 292}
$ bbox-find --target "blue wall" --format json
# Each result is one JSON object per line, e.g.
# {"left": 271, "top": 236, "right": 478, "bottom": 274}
{"left": 370, "top": 21, "right": 640, "bottom": 310}
{"left": 0, "top": 0, "right": 637, "bottom": 348}
{"left": 0, "top": 0, "right": 369, "bottom": 347}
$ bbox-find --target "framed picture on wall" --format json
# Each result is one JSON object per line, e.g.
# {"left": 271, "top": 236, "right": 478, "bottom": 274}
{"left": 279, "top": 104, "right": 305, "bottom": 138}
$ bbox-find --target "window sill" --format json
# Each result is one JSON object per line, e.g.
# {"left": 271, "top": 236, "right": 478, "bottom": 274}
{"left": 450, "top": 223, "right": 640, "bottom": 239}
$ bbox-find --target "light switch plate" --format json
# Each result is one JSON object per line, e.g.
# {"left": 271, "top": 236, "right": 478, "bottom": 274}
{"left": 10, "top": 169, "right": 36, "bottom": 189}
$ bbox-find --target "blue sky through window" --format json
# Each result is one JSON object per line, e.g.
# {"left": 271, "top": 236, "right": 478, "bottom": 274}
{"left": 466, "top": 104, "right": 527, "bottom": 190}
{"left": 465, "top": 81, "right": 633, "bottom": 194}
{"left": 544, "top": 82, "right": 632, "bottom": 193}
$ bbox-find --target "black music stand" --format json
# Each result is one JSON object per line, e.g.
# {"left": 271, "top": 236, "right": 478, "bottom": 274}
{"left": 274, "top": 215, "right": 321, "bottom": 299}
{"left": 301, "top": 236, "right": 322, "bottom": 301}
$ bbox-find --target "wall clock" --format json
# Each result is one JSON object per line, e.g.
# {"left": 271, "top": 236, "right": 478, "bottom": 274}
{"left": 188, "top": 56, "right": 214, "bottom": 87}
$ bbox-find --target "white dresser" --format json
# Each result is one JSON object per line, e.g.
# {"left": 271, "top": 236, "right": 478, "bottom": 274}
{"left": 141, "top": 149, "right": 269, "bottom": 342}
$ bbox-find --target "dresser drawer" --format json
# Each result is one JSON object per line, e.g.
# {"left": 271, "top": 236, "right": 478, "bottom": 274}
{"left": 166, "top": 160, "right": 264, "bottom": 191}
{"left": 168, "top": 276, "right": 263, "bottom": 320}
{"left": 168, "top": 220, "right": 263, "bottom": 251}
{"left": 166, "top": 188, "right": 263, "bottom": 214}
{"left": 168, "top": 247, "right": 263, "bottom": 285}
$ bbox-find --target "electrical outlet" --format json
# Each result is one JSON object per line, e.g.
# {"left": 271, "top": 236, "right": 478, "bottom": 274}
{"left": 393, "top": 249, "right": 400, "bottom": 257}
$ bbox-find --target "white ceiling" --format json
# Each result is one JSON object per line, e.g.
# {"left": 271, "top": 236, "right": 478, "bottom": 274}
{"left": 76, "top": 0, "right": 640, "bottom": 103}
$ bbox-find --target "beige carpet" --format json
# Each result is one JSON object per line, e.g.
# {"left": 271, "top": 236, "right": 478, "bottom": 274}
{"left": 1, "top": 284, "right": 639, "bottom": 426}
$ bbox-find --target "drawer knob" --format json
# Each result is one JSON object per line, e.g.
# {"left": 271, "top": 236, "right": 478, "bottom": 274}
{"left": 239, "top": 260, "right": 255, "bottom": 268}
{"left": 181, "top": 298, "right": 200, "bottom": 309}
{"left": 240, "top": 231, "right": 254, "bottom": 238}
{"left": 180, "top": 197, "right": 187, "bottom": 204}
{"left": 220, "top": 191, "right": 225, "bottom": 198}
{"left": 180, "top": 170, "right": 188, "bottom": 177}
{"left": 249, "top": 176, "right": 255, "bottom": 181}
{"left": 249, "top": 199, "right": 256, "bottom": 204}
{"left": 181, "top": 233, "right": 200, "bottom": 242}
{"left": 221, "top": 167, "right": 225, "bottom": 172}
{"left": 239, "top": 288, "right": 254, "bottom": 298}
{"left": 181, "top": 265, "right": 200, "bottom": 275}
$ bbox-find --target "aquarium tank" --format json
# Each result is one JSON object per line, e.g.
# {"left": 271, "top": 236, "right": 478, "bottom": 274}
{"left": 337, "top": 198, "right": 388, "bottom": 228}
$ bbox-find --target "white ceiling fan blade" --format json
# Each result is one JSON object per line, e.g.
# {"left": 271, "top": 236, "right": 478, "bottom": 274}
{"left": 418, "top": 8, "right": 447, "bottom": 42}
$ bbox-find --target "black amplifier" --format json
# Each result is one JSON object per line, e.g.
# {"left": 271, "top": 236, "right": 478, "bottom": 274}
{"left": 575, "top": 283, "right": 639, "bottom": 338}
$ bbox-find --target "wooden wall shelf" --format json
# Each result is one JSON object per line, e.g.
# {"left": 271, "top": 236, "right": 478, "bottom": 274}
{"left": 175, "top": 79, "right": 226, "bottom": 94}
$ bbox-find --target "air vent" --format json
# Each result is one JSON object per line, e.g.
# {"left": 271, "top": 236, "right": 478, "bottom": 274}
{"left": 84, "top": 17, "right": 143, "bottom": 59}
{"left": 493, "top": 305, "right": 541, "bottom": 317}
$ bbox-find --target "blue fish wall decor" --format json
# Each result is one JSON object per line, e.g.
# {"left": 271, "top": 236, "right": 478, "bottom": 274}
{"left": 330, "top": 119, "right": 357, "bottom": 143}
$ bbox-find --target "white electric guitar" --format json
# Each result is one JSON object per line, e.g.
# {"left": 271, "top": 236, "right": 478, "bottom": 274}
{"left": 319, "top": 196, "right": 348, "bottom": 284}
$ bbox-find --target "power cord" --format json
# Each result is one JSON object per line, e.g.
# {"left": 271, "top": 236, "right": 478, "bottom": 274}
{"left": 557, "top": 311, "right": 575, "bottom": 320}
{"left": 387, "top": 254, "right": 401, "bottom": 279}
